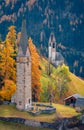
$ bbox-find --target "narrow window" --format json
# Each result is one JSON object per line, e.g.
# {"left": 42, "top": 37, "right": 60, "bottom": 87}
{"left": 19, "top": 101, "right": 22, "bottom": 105}
{"left": 53, "top": 43, "right": 55, "bottom": 48}
{"left": 29, "top": 99, "right": 30, "bottom": 104}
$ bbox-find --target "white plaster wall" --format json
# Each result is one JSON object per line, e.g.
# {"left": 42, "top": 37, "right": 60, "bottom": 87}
{"left": 49, "top": 46, "right": 52, "bottom": 59}
{"left": 51, "top": 51, "right": 56, "bottom": 62}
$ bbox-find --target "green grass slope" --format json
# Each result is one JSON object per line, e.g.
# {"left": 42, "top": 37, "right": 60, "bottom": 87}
{"left": 40, "top": 58, "right": 84, "bottom": 101}
{"left": 68, "top": 72, "right": 84, "bottom": 96}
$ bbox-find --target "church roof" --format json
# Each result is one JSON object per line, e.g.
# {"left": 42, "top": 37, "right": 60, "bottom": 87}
{"left": 75, "top": 98, "right": 84, "bottom": 107}
{"left": 55, "top": 52, "right": 64, "bottom": 61}
{"left": 49, "top": 32, "right": 56, "bottom": 44}
{"left": 19, "top": 20, "right": 28, "bottom": 55}
{"left": 64, "top": 94, "right": 84, "bottom": 100}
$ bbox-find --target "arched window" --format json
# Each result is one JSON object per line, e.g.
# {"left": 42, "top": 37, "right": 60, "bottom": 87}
{"left": 53, "top": 43, "right": 55, "bottom": 48}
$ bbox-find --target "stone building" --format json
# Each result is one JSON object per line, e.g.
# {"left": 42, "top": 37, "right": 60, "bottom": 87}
{"left": 11, "top": 20, "right": 32, "bottom": 111}
{"left": 48, "top": 32, "right": 64, "bottom": 67}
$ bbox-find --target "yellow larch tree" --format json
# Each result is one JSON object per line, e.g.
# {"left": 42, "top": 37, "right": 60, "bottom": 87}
{"left": 0, "top": 26, "right": 16, "bottom": 101}
{"left": 7, "top": 26, "right": 17, "bottom": 57}
{"left": 7, "top": 26, "right": 16, "bottom": 47}
{"left": 28, "top": 38, "right": 42, "bottom": 101}
{"left": 0, "top": 80, "right": 16, "bottom": 101}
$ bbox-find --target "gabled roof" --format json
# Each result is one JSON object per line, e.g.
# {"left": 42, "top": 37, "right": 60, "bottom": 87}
{"left": 75, "top": 98, "right": 84, "bottom": 107}
{"left": 64, "top": 94, "right": 84, "bottom": 100}
{"left": 19, "top": 20, "right": 28, "bottom": 55}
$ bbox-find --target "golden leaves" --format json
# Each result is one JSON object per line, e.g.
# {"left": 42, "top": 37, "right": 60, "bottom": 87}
{"left": 28, "top": 37, "right": 42, "bottom": 101}
{"left": 0, "top": 80, "right": 16, "bottom": 100}
{"left": 0, "top": 25, "right": 16, "bottom": 101}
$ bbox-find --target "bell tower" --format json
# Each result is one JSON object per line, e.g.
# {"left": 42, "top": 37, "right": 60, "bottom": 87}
{"left": 16, "top": 20, "right": 32, "bottom": 110}
{"left": 48, "top": 32, "right": 56, "bottom": 63}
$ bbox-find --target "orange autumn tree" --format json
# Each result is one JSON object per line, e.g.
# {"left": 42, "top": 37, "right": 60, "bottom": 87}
{"left": 0, "top": 26, "right": 16, "bottom": 81}
{"left": 0, "top": 26, "right": 16, "bottom": 101}
{"left": 28, "top": 38, "right": 42, "bottom": 101}
{"left": 7, "top": 26, "right": 17, "bottom": 58}
{"left": 0, "top": 80, "right": 16, "bottom": 101}
{"left": 7, "top": 26, "right": 16, "bottom": 47}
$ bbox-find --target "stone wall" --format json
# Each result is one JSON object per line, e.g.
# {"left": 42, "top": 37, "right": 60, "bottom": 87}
{"left": 36, "top": 103, "right": 56, "bottom": 114}
{"left": 0, "top": 117, "right": 56, "bottom": 129}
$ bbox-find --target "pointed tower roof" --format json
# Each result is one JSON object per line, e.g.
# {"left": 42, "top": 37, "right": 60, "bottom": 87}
{"left": 19, "top": 19, "right": 28, "bottom": 55}
{"left": 49, "top": 32, "right": 56, "bottom": 44}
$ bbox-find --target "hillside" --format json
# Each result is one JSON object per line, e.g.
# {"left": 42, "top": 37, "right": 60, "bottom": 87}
{"left": 40, "top": 57, "right": 84, "bottom": 102}
{"left": 0, "top": 0, "right": 84, "bottom": 78}
{"left": 68, "top": 73, "right": 84, "bottom": 96}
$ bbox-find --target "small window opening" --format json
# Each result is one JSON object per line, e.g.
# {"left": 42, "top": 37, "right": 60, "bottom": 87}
{"left": 29, "top": 99, "right": 30, "bottom": 104}
{"left": 19, "top": 101, "right": 22, "bottom": 105}
{"left": 53, "top": 43, "right": 55, "bottom": 48}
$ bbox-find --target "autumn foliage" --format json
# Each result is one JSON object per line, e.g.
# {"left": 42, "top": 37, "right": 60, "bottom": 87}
{"left": 28, "top": 38, "right": 42, "bottom": 101}
{"left": 0, "top": 80, "right": 16, "bottom": 101}
{"left": 0, "top": 26, "right": 16, "bottom": 100}
{"left": 0, "top": 26, "right": 42, "bottom": 102}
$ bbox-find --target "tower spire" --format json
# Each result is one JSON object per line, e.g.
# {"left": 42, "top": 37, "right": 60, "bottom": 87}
{"left": 19, "top": 19, "right": 28, "bottom": 55}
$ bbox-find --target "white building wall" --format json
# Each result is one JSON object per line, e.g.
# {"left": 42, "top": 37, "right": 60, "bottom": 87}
{"left": 49, "top": 46, "right": 52, "bottom": 60}
{"left": 51, "top": 50, "right": 56, "bottom": 62}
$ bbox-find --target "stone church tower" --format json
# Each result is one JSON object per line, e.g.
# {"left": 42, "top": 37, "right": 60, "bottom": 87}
{"left": 11, "top": 20, "right": 32, "bottom": 110}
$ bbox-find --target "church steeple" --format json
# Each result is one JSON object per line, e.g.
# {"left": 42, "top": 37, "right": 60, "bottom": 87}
{"left": 12, "top": 19, "right": 32, "bottom": 111}
{"left": 18, "top": 20, "right": 28, "bottom": 56}
{"left": 48, "top": 32, "right": 56, "bottom": 63}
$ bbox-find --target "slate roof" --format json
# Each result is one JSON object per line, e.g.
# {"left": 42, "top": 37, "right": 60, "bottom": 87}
{"left": 49, "top": 32, "right": 56, "bottom": 44}
{"left": 55, "top": 52, "right": 64, "bottom": 61}
{"left": 75, "top": 98, "right": 84, "bottom": 107}
{"left": 19, "top": 20, "right": 28, "bottom": 55}
{"left": 64, "top": 94, "right": 84, "bottom": 100}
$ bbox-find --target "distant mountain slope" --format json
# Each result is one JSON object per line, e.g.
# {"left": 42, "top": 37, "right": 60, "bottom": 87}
{"left": 40, "top": 57, "right": 84, "bottom": 102}
{"left": 0, "top": 0, "right": 84, "bottom": 77}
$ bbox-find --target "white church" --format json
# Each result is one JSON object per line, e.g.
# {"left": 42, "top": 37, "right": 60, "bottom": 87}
{"left": 48, "top": 32, "right": 64, "bottom": 67}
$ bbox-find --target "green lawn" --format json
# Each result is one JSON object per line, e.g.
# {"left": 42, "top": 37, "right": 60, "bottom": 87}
{"left": 53, "top": 103, "right": 80, "bottom": 118}
{"left": 0, "top": 103, "right": 80, "bottom": 123}
{"left": 68, "top": 73, "right": 84, "bottom": 96}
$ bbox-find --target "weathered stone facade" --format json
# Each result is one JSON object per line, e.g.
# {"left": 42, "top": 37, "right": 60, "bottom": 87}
{"left": 11, "top": 20, "right": 32, "bottom": 111}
